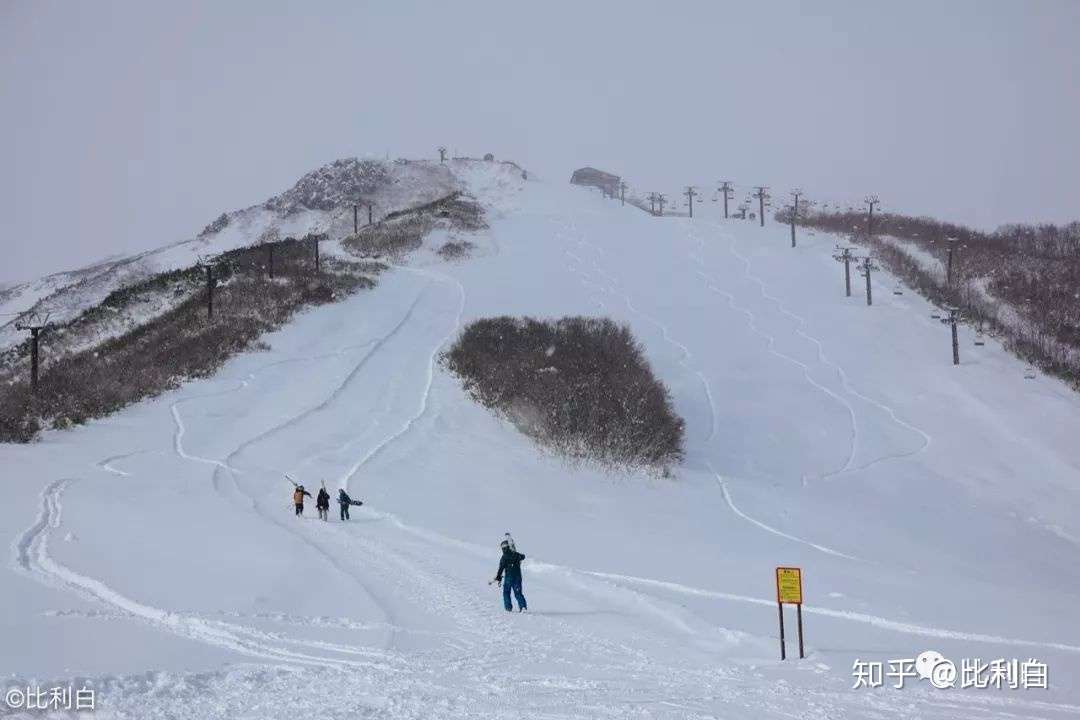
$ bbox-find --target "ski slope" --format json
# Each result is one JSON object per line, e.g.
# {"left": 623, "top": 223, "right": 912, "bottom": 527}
{"left": 4, "top": 169, "right": 1080, "bottom": 719}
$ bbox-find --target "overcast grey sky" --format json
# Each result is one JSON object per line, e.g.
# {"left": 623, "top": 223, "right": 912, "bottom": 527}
{"left": 2, "top": 0, "right": 1078, "bottom": 284}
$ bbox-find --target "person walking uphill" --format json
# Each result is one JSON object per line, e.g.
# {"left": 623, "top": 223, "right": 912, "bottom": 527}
{"left": 491, "top": 539, "right": 527, "bottom": 612}
{"left": 338, "top": 489, "right": 362, "bottom": 521}
{"left": 293, "top": 485, "right": 311, "bottom": 516}
{"left": 316, "top": 486, "right": 330, "bottom": 521}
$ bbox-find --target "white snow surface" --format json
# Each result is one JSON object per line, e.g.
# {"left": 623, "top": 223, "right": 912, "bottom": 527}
{"left": 3, "top": 166, "right": 1080, "bottom": 719}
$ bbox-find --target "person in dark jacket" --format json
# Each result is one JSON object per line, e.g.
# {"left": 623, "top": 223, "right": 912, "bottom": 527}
{"left": 293, "top": 485, "right": 312, "bottom": 516}
{"left": 338, "top": 489, "right": 362, "bottom": 521}
{"left": 492, "top": 540, "right": 527, "bottom": 612}
{"left": 316, "top": 487, "right": 331, "bottom": 521}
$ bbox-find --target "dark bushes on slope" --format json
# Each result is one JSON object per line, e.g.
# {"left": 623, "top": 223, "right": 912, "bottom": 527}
{"left": 344, "top": 193, "right": 486, "bottom": 258}
{"left": 348, "top": 216, "right": 435, "bottom": 257}
{"left": 783, "top": 207, "right": 1080, "bottom": 387}
{"left": 438, "top": 241, "right": 474, "bottom": 260}
{"left": 0, "top": 250, "right": 381, "bottom": 443}
{"left": 443, "top": 316, "right": 685, "bottom": 470}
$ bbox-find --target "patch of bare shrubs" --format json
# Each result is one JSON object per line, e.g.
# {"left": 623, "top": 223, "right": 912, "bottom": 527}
{"left": 344, "top": 192, "right": 486, "bottom": 258}
{"left": 438, "top": 241, "right": 475, "bottom": 260}
{"left": 442, "top": 316, "right": 685, "bottom": 471}
{"left": 787, "top": 208, "right": 1080, "bottom": 387}
{"left": 347, "top": 216, "right": 435, "bottom": 257}
{"left": 0, "top": 243, "right": 381, "bottom": 443}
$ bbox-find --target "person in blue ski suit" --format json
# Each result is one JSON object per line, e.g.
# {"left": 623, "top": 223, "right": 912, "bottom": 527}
{"left": 338, "top": 489, "right": 361, "bottom": 521}
{"left": 492, "top": 540, "right": 527, "bottom": 612}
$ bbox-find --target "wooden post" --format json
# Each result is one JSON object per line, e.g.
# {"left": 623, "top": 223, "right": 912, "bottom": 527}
{"left": 796, "top": 604, "right": 805, "bottom": 659}
{"left": 368, "top": 203, "right": 373, "bottom": 225}
{"left": 268, "top": 244, "right": 275, "bottom": 280}
{"left": 354, "top": 204, "right": 359, "bottom": 235}
{"left": 778, "top": 602, "right": 787, "bottom": 660}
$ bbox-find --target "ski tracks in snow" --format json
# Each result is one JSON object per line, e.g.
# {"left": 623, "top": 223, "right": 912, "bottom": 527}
{"left": 689, "top": 230, "right": 859, "bottom": 483}
{"left": 555, "top": 219, "right": 718, "bottom": 444}
{"left": 553, "top": 217, "right": 861, "bottom": 561}
{"left": 338, "top": 264, "right": 466, "bottom": 489}
{"left": 710, "top": 465, "right": 861, "bottom": 561}
{"left": 13, "top": 479, "right": 404, "bottom": 672}
{"left": 705, "top": 225, "right": 932, "bottom": 479}
{"left": 20, "top": 270, "right": 457, "bottom": 668}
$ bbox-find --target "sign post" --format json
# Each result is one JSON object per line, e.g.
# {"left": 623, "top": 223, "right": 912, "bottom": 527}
{"left": 775, "top": 567, "right": 804, "bottom": 660}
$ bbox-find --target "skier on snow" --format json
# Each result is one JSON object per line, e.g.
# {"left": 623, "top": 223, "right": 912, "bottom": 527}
{"left": 316, "top": 486, "right": 331, "bottom": 521}
{"left": 292, "top": 485, "right": 312, "bottom": 516}
{"left": 491, "top": 538, "right": 527, "bottom": 612}
{"left": 338, "top": 488, "right": 362, "bottom": 521}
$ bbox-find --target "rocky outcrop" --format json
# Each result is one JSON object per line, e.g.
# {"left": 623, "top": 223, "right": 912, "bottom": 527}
{"left": 264, "top": 158, "right": 392, "bottom": 215}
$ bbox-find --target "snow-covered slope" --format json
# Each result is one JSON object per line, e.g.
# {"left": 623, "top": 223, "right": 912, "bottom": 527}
{"left": 3, "top": 169, "right": 1080, "bottom": 719}
{"left": 0, "top": 158, "right": 466, "bottom": 353}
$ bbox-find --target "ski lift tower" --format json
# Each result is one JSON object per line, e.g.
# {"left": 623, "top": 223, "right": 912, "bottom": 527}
{"left": 14, "top": 314, "right": 50, "bottom": 394}
{"left": 684, "top": 186, "right": 698, "bottom": 218}
{"left": 937, "top": 307, "right": 963, "bottom": 365}
{"left": 718, "top": 181, "right": 734, "bottom": 218}
{"left": 832, "top": 246, "right": 856, "bottom": 297}
{"left": 789, "top": 188, "right": 803, "bottom": 248}
{"left": 753, "top": 186, "right": 770, "bottom": 227}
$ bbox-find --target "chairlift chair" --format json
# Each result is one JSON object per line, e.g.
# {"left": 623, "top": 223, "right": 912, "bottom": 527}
{"left": 1024, "top": 366, "right": 1037, "bottom": 380}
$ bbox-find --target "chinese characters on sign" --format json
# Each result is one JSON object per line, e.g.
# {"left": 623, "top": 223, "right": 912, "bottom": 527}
{"left": 775, "top": 566, "right": 805, "bottom": 660}
{"left": 775, "top": 567, "right": 803, "bottom": 604}
{"left": 852, "top": 652, "right": 1048, "bottom": 690}
{"left": 5, "top": 684, "right": 95, "bottom": 711}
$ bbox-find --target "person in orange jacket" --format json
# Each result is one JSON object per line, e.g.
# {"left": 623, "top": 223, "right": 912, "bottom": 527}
{"left": 293, "top": 485, "right": 312, "bottom": 516}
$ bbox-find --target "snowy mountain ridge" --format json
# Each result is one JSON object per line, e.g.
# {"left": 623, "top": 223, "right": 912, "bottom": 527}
{"left": 0, "top": 157, "right": 477, "bottom": 353}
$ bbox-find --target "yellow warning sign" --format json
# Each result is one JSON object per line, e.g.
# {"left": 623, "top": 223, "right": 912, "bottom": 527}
{"left": 776, "top": 567, "right": 803, "bottom": 604}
